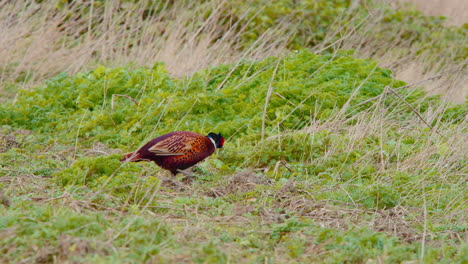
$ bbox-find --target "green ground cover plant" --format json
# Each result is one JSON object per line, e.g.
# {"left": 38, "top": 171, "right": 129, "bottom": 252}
{"left": 1, "top": 0, "right": 467, "bottom": 263}
{"left": 1, "top": 48, "right": 466, "bottom": 262}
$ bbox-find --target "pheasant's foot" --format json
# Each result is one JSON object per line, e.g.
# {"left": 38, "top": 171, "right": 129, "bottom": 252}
{"left": 177, "top": 169, "right": 196, "bottom": 184}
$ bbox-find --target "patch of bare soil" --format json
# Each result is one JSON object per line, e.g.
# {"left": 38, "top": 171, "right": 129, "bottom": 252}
{"left": 0, "top": 129, "right": 33, "bottom": 153}
{"left": 276, "top": 190, "right": 423, "bottom": 242}
{"left": 372, "top": 206, "right": 420, "bottom": 242}
{"left": 205, "top": 171, "right": 271, "bottom": 198}
{"left": 160, "top": 177, "right": 188, "bottom": 192}
{"left": 34, "top": 234, "right": 109, "bottom": 263}
{"left": 0, "top": 173, "right": 50, "bottom": 200}
{"left": 58, "top": 234, "right": 109, "bottom": 259}
{"left": 268, "top": 179, "right": 426, "bottom": 242}
{"left": 0, "top": 189, "right": 10, "bottom": 207}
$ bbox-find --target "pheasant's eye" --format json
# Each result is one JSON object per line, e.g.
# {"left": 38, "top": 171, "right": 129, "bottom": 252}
{"left": 220, "top": 137, "right": 225, "bottom": 146}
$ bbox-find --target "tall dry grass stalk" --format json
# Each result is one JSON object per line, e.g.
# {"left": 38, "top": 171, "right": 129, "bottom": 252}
{"left": 315, "top": 1, "right": 468, "bottom": 103}
{"left": 0, "top": 0, "right": 466, "bottom": 101}
{"left": 0, "top": 0, "right": 287, "bottom": 90}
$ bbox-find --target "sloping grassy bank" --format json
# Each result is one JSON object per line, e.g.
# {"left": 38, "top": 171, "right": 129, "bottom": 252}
{"left": 1, "top": 50, "right": 466, "bottom": 262}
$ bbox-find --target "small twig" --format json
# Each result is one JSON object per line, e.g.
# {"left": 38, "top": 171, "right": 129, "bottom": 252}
{"left": 37, "top": 192, "right": 70, "bottom": 204}
{"left": 386, "top": 86, "right": 447, "bottom": 141}
{"left": 111, "top": 94, "right": 139, "bottom": 111}
{"left": 421, "top": 195, "right": 427, "bottom": 261}
{"left": 73, "top": 112, "right": 87, "bottom": 159}
{"left": 261, "top": 56, "right": 282, "bottom": 140}
{"left": 272, "top": 160, "right": 293, "bottom": 175}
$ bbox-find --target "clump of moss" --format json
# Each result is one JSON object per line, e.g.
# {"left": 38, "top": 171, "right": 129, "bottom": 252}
{"left": 359, "top": 184, "right": 400, "bottom": 209}
{"left": 4, "top": 49, "right": 460, "bottom": 150}
{"left": 2, "top": 50, "right": 466, "bottom": 190}
{"left": 55, "top": 154, "right": 131, "bottom": 186}
{"left": 1, "top": 49, "right": 465, "bottom": 211}
{"left": 53, "top": 154, "right": 160, "bottom": 202}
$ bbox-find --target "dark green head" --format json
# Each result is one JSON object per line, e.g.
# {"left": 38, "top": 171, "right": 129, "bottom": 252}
{"left": 207, "top": 132, "right": 224, "bottom": 148}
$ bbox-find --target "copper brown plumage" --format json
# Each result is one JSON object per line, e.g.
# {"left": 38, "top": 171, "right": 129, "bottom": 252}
{"left": 121, "top": 131, "right": 224, "bottom": 175}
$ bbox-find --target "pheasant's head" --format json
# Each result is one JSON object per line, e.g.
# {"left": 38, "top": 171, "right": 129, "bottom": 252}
{"left": 207, "top": 132, "right": 224, "bottom": 148}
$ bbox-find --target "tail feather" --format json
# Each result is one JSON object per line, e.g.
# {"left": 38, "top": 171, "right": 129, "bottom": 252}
{"left": 121, "top": 152, "right": 144, "bottom": 162}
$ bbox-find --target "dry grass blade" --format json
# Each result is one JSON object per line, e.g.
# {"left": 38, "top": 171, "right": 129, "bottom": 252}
{"left": 261, "top": 56, "right": 282, "bottom": 140}
{"left": 111, "top": 94, "right": 138, "bottom": 111}
{"left": 386, "top": 86, "right": 448, "bottom": 141}
{"left": 0, "top": 0, "right": 283, "bottom": 92}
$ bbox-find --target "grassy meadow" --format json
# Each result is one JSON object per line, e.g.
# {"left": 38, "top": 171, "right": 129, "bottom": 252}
{"left": 0, "top": 0, "right": 467, "bottom": 263}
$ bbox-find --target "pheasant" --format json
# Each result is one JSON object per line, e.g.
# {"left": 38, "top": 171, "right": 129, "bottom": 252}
{"left": 121, "top": 131, "right": 224, "bottom": 175}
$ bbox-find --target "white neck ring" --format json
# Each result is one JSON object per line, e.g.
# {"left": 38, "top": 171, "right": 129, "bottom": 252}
{"left": 208, "top": 137, "right": 217, "bottom": 148}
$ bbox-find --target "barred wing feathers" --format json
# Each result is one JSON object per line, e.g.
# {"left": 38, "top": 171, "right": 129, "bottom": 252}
{"left": 147, "top": 133, "right": 198, "bottom": 156}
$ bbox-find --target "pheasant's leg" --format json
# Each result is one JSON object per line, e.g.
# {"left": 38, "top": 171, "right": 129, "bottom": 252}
{"left": 177, "top": 169, "right": 196, "bottom": 184}
{"left": 160, "top": 171, "right": 186, "bottom": 191}
{"left": 177, "top": 169, "right": 194, "bottom": 177}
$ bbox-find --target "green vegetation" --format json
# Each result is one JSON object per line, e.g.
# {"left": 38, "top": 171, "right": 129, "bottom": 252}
{"left": 1, "top": 0, "right": 467, "bottom": 263}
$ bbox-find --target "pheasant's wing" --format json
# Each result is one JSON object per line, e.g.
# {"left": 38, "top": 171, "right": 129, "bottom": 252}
{"left": 148, "top": 133, "right": 198, "bottom": 156}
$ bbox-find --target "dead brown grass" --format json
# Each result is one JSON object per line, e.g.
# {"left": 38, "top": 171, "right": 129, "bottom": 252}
{"left": 205, "top": 171, "right": 272, "bottom": 198}
{"left": 197, "top": 171, "right": 429, "bottom": 243}
{"left": 0, "top": 0, "right": 466, "bottom": 102}
{"left": 0, "top": 0, "right": 285, "bottom": 91}
{"left": 316, "top": 2, "right": 468, "bottom": 103}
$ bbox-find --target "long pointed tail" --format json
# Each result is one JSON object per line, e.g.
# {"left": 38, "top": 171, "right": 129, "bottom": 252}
{"left": 120, "top": 152, "right": 145, "bottom": 162}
